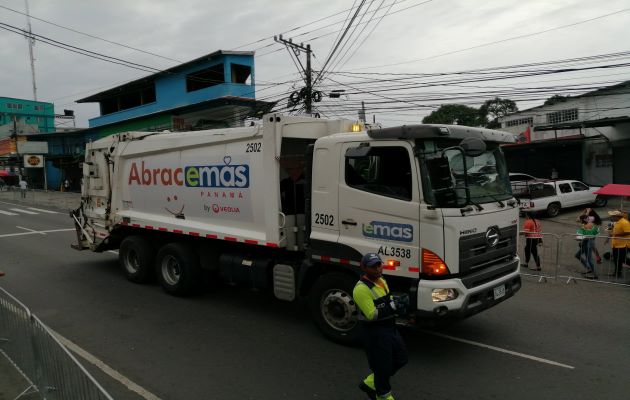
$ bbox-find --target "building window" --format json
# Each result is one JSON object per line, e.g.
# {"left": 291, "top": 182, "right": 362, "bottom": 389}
{"left": 231, "top": 64, "right": 251, "bottom": 84}
{"left": 99, "top": 85, "right": 156, "bottom": 116}
{"left": 7, "top": 103, "right": 23, "bottom": 110}
{"left": 34, "top": 105, "right": 43, "bottom": 111}
{"left": 186, "top": 64, "right": 225, "bottom": 92}
{"left": 546, "top": 108, "right": 578, "bottom": 125}
{"left": 505, "top": 117, "right": 533, "bottom": 127}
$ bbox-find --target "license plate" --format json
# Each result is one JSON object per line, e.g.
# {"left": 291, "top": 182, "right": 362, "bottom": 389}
{"left": 493, "top": 285, "right": 506, "bottom": 300}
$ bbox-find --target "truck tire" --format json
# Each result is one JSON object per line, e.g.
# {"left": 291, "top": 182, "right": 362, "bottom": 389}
{"left": 546, "top": 202, "right": 561, "bottom": 217}
{"left": 156, "top": 243, "right": 202, "bottom": 296}
{"left": 594, "top": 196, "right": 607, "bottom": 207}
{"left": 119, "top": 236, "right": 155, "bottom": 283}
{"left": 308, "top": 272, "right": 360, "bottom": 346}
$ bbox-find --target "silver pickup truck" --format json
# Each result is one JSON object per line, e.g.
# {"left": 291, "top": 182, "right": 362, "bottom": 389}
{"left": 516, "top": 179, "right": 607, "bottom": 217}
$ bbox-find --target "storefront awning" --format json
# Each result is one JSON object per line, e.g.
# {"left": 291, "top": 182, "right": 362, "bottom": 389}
{"left": 594, "top": 184, "right": 630, "bottom": 197}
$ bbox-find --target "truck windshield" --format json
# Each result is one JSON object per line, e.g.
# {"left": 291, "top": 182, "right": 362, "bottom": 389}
{"left": 417, "top": 139, "right": 512, "bottom": 208}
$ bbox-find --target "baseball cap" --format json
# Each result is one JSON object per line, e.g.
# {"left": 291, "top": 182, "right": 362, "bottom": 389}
{"left": 361, "top": 253, "right": 382, "bottom": 268}
{"left": 608, "top": 210, "right": 624, "bottom": 217}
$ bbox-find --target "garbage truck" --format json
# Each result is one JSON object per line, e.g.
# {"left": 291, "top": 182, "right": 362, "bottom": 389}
{"left": 71, "top": 114, "right": 522, "bottom": 344}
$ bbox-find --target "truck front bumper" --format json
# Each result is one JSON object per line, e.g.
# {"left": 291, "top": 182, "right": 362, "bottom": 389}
{"left": 415, "top": 257, "right": 521, "bottom": 320}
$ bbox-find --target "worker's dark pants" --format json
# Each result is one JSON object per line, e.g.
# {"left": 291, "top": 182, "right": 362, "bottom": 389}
{"left": 612, "top": 247, "right": 627, "bottom": 277}
{"left": 362, "top": 322, "right": 408, "bottom": 396}
{"left": 524, "top": 238, "right": 541, "bottom": 267}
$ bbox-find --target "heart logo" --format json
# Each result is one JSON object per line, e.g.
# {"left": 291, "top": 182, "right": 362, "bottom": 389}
{"left": 223, "top": 156, "right": 232, "bottom": 165}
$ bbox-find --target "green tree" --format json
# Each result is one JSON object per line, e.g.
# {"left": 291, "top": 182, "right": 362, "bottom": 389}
{"left": 422, "top": 104, "right": 484, "bottom": 126}
{"left": 479, "top": 97, "right": 518, "bottom": 119}
{"left": 543, "top": 94, "right": 569, "bottom": 106}
{"left": 479, "top": 97, "right": 518, "bottom": 128}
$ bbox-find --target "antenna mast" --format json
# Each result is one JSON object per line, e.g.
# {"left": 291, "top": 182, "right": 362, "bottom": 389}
{"left": 25, "top": 0, "right": 37, "bottom": 101}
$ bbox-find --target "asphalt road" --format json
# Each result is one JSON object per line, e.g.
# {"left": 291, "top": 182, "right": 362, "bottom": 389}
{"left": 1, "top": 199, "right": 629, "bottom": 400}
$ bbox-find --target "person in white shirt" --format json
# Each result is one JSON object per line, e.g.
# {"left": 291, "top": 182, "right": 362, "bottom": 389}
{"left": 19, "top": 179, "right": 27, "bottom": 199}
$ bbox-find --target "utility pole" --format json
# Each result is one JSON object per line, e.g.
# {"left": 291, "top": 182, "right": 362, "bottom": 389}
{"left": 12, "top": 116, "right": 22, "bottom": 181}
{"left": 359, "top": 101, "right": 366, "bottom": 122}
{"left": 25, "top": 0, "right": 37, "bottom": 101}
{"left": 274, "top": 35, "right": 315, "bottom": 114}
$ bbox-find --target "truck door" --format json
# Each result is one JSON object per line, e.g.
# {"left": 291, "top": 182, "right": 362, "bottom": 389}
{"left": 338, "top": 142, "right": 421, "bottom": 276}
{"left": 557, "top": 182, "right": 574, "bottom": 206}
{"left": 570, "top": 181, "right": 593, "bottom": 205}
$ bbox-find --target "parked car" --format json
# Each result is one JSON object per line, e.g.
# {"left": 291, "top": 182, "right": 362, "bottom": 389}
{"left": 518, "top": 179, "right": 607, "bottom": 217}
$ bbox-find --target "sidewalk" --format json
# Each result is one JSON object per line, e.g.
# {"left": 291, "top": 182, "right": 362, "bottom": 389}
{"left": 0, "top": 188, "right": 81, "bottom": 212}
{"left": 0, "top": 353, "right": 32, "bottom": 400}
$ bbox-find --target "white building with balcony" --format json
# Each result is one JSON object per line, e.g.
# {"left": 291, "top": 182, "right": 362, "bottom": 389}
{"left": 499, "top": 81, "right": 630, "bottom": 185}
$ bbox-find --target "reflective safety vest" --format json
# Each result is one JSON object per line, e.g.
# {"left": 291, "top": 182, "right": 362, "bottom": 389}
{"left": 354, "top": 277, "right": 396, "bottom": 323}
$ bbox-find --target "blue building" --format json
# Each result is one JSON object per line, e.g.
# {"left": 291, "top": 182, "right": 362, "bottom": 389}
{"left": 77, "top": 50, "right": 273, "bottom": 137}
{"left": 25, "top": 50, "right": 274, "bottom": 190}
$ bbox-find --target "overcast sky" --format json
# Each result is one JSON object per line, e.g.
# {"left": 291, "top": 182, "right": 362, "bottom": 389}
{"left": 1, "top": 0, "right": 630, "bottom": 128}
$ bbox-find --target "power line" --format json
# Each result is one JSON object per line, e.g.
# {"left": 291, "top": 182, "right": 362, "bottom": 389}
{"left": 314, "top": 0, "right": 367, "bottom": 86}
{"left": 0, "top": 22, "right": 161, "bottom": 73}
{"left": 322, "top": 0, "right": 376, "bottom": 77}
{"left": 0, "top": 4, "right": 182, "bottom": 63}
{"left": 330, "top": 0, "right": 401, "bottom": 72}
{"left": 344, "top": 8, "right": 630, "bottom": 71}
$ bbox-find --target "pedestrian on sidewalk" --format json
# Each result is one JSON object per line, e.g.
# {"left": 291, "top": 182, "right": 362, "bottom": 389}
{"left": 522, "top": 212, "right": 542, "bottom": 270}
{"left": 577, "top": 208, "right": 603, "bottom": 264}
{"left": 18, "top": 178, "right": 27, "bottom": 199}
{"left": 607, "top": 210, "right": 630, "bottom": 278}
{"left": 575, "top": 215, "right": 599, "bottom": 279}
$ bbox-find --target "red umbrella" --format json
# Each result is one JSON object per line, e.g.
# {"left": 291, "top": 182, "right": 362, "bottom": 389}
{"left": 0, "top": 170, "right": 12, "bottom": 177}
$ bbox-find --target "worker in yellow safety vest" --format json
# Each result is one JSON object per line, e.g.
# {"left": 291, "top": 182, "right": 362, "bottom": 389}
{"left": 353, "top": 253, "right": 408, "bottom": 400}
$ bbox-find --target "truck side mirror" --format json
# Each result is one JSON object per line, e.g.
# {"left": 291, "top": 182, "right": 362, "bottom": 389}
{"left": 460, "top": 137, "right": 486, "bottom": 157}
{"left": 426, "top": 156, "right": 453, "bottom": 190}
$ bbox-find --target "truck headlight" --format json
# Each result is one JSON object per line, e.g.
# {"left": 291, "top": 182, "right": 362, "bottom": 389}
{"left": 432, "top": 288, "right": 458, "bottom": 302}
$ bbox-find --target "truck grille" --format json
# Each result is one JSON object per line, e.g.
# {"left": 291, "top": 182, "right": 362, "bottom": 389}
{"left": 459, "top": 225, "right": 517, "bottom": 276}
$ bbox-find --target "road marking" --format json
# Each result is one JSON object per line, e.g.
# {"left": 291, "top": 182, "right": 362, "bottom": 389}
{"left": 50, "top": 329, "right": 163, "bottom": 400}
{"left": 16, "top": 226, "right": 46, "bottom": 235}
{"left": 0, "top": 228, "right": 74, "bottom": 238}
{"left": 0, "top": 209, "right": 18, "bottom": 216}
{"left": 9, "top": 208, "right": 38, "bottom": 215}
{"left": 422, "top": 330, "right": 575, "bottom": 369}
{"left": 27, "top": 207, "right": 60, "bottom": 214}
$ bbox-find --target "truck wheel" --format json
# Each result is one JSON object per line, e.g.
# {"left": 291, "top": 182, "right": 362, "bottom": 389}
{"left": 594, "top": 196, "right": 607, "bottom": 207}
{"left": 156, "top": 243, "right": 202, "bottom": 296}
{"left": 308, "top": 272, "right": 360, "bottom": 346}
{"left": 119, "top": 236, "right": 155, "bottom": 283}
{"left": 546, "top": 203, "right": 561, "bottom": 217}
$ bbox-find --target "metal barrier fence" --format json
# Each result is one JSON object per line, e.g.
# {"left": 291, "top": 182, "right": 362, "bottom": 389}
{"left": 557, "top": 234, "right": 630, "bottom": 286}
{"left": 517, "top": 232, "right": 630, "bottom": 287}
{"left": 0, "top": 286, "right": 113, "bottom": 400}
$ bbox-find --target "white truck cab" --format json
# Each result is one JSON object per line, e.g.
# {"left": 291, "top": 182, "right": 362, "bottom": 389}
{"left": 308, "top": 125, "right": 521, "bottom": 329}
